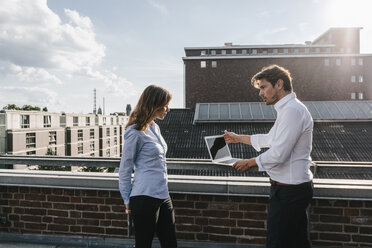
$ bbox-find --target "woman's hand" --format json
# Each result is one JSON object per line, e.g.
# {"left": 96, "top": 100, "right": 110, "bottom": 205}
{"left": 125, "top": 204, "right": 131, "bottom": 214}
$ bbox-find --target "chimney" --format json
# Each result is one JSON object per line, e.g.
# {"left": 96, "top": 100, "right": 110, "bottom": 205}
{"left": 305, "top": 41, "right": 312, "bottom": 45}
{"left": 224, "top": 42, "right": 233, "bottom": 47}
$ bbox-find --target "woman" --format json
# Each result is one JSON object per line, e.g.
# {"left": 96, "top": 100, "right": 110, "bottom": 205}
{"left": 119, "top": 85, "right": 177, "bottom": 248}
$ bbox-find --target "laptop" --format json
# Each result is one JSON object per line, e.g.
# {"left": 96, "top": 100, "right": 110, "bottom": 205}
{"left": 204, "top": 135, "right": 242, "bottom": 166}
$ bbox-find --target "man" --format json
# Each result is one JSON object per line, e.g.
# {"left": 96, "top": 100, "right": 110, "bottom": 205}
{"left": 224, "top": 64, "right": 313, "bottom": 248}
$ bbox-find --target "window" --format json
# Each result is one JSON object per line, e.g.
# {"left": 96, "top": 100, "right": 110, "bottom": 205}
{"left": 114, "top": 127, "right": 117, "bottom": 135}
{"left": 284, "top": 49, "right": 288, "bottom": 54}
{"left": 305, "top": 48, "right": 310, "bottom": 53}
{"left": 106, "top": 128, "right": 110, "bottom": 136}
{"left": 242, "top": 49, "right": 247, "bottom": 55}
{"left": 340, "top": 48, "right": 344, "bottom": 53}
{"left": 106, "top": 149, "right": 110, "bottom": 157}
{"left": 27, "top": 151, "right": 36, "bottom": 155}
{"left": 201, "top": 50, "right": 206, "bottom": 56}
{"left": 252, "top": 49, "right": 257, "bottom": 55}
{"left": 73, "top": 116, "right": 78, "bottom": 126}
{"left": 114, "top": 137, "right": 118, "bottom": 145}
{"left": 95, "top": 116, "right": 98, "bottom": 126}
{"left": 326, "top": 48, "right": 331, "bottom": 53}
{"left": 90, "top": 141, "right": 95, "bottom": 151}
{"left": 48, "top": 147, "right": 57, "bottom": 155}
{"left": 351, "top": 58, "right": 356, "bottom": 66}
{"left": 347, "top": 48, "right": 351, "bottom": 53}
{"left": 273, "top": 48, "right": 278, "bottom": 54}
{"left": 221, "top": 50, "right": 226, "bottom": 55}
{"left": 351, "top": 93, "right": 356, "bottom": 100}
{"left": 324, "top": 59, "right": 329, "bottom": 66}
{"left": 106, "top": 138, "right": 110, "bottom": 146}
{"left": 26, "top": 132, "right": 36, "bottom": 148}
{"left": 263, "top": 50, "right": 268, "bottom": 55}
{"left": 211, "top": 61, "right": 217, "bottom": 68}
{"left": 231, "top": 50, "right": 236, "bottom": 55}
{"left": 359, "top": 75, "right": 363, "bottom": 83}
{"left": 20, "top": 115, "right": 30, "bottom": 128}
{"left": 86, "top": 117, "right": 90, "bottom": 126}
{"left": 111, "top": 117, "right": 114, "bottom": 125}
{"left": 359, "top": 92, "right": 364, "bottom": 100}
{"left": 315, "top": 48, "right": 320, "bottom": 53}
{"left": 336, "top": 59, "right": 341, "bottom": 66}
{"left": 78, "top": 130, "right": 83, "bottom": 141}
{"left": 103, "top": 117, "right": 106, "bottom": 125}
{"left": 294, "top": 48, "right": 299, "bottom": 54}
{"left": 49, "top": 131, "right": 56, "bottom": 145}
{"left": 90, "top": 129, "right": 94, "bottom": 139}
{"left": 351, "top": 75, "right": 356, "bottom": 83}
{"left": 43, "top": 115, "right": 51, "bottom": 127}
{"left": 78, "top": 143, "right": 83, "bottom": 154}
{"left": 359, "top": 58, "right": 363, "bottom": 66}
{"left": 211, "top": 50, "right": 216, "bottom": 55}
{"left": 200, "top": 61, "right": 206, "bottom": 68}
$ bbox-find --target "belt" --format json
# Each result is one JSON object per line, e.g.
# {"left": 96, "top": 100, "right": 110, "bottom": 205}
{"left": 269, "top": 178, "right": 311, "bottom": 186}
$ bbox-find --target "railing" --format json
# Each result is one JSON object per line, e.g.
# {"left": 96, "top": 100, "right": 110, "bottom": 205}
{"left": 1, "top": 155, "right": 372, "bottom": 200}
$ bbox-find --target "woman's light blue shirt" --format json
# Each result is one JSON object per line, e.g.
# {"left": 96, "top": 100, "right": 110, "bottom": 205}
{"left": 118, "top": 122, "right": 169, "bottom": 205}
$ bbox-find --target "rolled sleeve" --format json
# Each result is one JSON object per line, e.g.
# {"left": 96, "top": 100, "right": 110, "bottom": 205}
{"left": 251, "top": 133, "right": 271, "bottom": 152}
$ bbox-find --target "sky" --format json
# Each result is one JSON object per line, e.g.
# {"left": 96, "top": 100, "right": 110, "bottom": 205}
{"left": 0, "top": 0, "right": 371, "bottom": 114}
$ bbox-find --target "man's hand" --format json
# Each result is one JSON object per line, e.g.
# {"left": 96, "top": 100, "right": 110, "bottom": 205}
{"left": 232, "top": 158, "right": 257, "bottom": 173}
{"left": 224, "top": 130, "right": 240, "bottom": 144}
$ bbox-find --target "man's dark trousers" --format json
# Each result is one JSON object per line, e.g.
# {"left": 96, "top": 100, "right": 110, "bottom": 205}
{"left": 266, "top": 181, "right": 313, "bottom": 248}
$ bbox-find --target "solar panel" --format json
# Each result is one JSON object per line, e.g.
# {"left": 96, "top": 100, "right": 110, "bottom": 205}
{"left": 194, "top": 101, "right": 372, "bottom": 123}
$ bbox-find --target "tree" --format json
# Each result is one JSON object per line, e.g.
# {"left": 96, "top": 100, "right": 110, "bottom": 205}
{"left": 43, "top": 107, "right": 48, "bottom": 112}
{"left": 3, "top": 104, "right": 21, "bottom": 110}
{"left": 22, "top": 105, "right": 41, "bottom": 111}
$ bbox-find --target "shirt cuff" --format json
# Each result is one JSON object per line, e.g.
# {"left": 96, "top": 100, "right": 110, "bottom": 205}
{"left": 250, "top": 135, "right": 261, "bottom": 152}
{"left": 256, "top": 155, "right": 265, "bottom": 172}
{"left": 124, "top": 198, "right": 129, "bottom": 205}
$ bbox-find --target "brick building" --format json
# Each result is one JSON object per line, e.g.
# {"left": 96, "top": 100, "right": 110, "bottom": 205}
{"left": 183, "top": 27, "right": 372, "bottom": 108}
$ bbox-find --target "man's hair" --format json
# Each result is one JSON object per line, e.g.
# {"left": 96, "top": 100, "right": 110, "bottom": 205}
{"left": 251, "top": 65, "right": 293, "bottom": 91}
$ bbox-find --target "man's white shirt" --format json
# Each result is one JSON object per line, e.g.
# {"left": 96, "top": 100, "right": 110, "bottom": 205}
{"left": 251, "top": 93, "right": 313, "bottom": 184}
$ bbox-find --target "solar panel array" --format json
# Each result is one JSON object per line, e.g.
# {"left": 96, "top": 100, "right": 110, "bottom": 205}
{"left": 195, "top": 101, "right": 372, "bottom": 122}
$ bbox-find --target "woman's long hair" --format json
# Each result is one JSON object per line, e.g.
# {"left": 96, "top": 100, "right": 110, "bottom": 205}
{"left": 126, "top": 85, "right": 171, "bottom": 131}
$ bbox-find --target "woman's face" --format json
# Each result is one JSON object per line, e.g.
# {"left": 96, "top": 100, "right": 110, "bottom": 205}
{"left": 153, "top": 103, "right": 170, "bottom": 120}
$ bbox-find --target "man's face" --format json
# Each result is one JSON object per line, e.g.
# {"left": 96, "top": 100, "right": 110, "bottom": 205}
{"left": 258, "top": 78, "right": 280, "bottom": 105}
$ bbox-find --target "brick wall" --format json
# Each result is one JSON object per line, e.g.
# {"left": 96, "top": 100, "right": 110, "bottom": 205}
{"left": 1, "top": 186, "right": 372, "bottom": 247}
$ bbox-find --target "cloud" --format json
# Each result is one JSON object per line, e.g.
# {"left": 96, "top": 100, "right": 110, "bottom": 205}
{"left": 0, "top": 0, "right": 135, "bottom": 112}
{"left": 148, "top": 0, "right": 169, "bottom": 16}
{"left": 0, "top": 86, "right": 59, "bottom": 107}
{"left": 0, "top": 0, "right": 105, "bottom": 71}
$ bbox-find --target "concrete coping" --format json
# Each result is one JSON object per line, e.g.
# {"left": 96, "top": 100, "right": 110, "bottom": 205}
{"left": 1, "top": 169, "right": 372, "bottom": 201}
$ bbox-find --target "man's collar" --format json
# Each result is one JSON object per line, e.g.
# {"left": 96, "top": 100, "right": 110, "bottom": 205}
{"left": 274, "top": 92, "right": 296, "bottom": 111}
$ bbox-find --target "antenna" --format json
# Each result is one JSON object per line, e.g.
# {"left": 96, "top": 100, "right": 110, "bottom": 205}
{"left": 93, "top": 89, "right": 96, "bottom": 114}
{"left": 103, "top": 97, "right": 105, "bottom": 115}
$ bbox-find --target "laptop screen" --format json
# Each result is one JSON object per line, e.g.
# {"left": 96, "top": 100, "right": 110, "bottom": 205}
{"left": 205, "top": 136, "right": 231, "bottom": 160}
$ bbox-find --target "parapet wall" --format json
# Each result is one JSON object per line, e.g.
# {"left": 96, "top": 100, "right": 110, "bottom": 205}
{"left": 1, "top": 169, "right": 372, "bottom": 247}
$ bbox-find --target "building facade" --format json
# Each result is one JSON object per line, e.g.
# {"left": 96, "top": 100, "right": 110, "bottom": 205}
{"left": 183, "top": 27, "right": 372, "bottom": 108}
{"left": 0, "top": 110, "right": 128, "bottom": 158}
